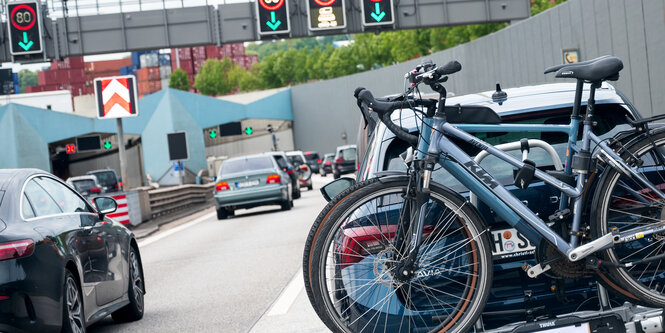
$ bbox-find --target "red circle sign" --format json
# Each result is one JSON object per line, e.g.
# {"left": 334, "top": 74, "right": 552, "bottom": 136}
{"left": 313, "top": 0, "right": 336, "bottom": 6}
{"left": 259, "top": 0, "right": 285, "bottom": 11}
{"left": 10, "top": 4, "right": 36, "bottom": 31}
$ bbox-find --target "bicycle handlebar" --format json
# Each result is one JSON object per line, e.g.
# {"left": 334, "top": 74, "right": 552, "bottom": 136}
{"left": 436, "top": 60, "right": 462, "bottom": 76}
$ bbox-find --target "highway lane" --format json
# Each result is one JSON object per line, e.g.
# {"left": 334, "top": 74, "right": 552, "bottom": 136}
{"left": 89, "top": 175, "right": 332, "bottom": 333}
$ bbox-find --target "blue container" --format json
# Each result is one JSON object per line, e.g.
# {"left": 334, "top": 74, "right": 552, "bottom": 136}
{"left": 13, "top": 73, "right": 18, "bottom": 94}
{"left": 132, "top": 50, "right": 159, "bottom": 67}
{"left": 120, "top": 65, "right": 139, "bottom": 76}
{"left": 158, "top": 54, "right": 171, "bottom": 66}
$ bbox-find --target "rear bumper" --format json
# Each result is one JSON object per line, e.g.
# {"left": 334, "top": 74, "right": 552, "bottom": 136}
{"left": 335, "top": 164, "right": 356, "bottom": 174}
{"left": 215, "top": 184, "right": 288, "bottom": 208}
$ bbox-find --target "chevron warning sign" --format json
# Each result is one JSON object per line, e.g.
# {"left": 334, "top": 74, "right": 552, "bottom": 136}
{"left": 94, "top": 75, "right": 139, "bottom": 119}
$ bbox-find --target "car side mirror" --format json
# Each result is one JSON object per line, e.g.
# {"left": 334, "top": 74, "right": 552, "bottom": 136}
{"left": 320, "top": 178, "right": 356, "bottom": 202}
{"left": 93, "top": 197, "right": 117, "bottom": 217}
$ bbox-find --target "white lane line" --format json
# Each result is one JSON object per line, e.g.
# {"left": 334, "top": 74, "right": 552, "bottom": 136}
{"left": 138, "top": 211, "right": 216, "bottom": 248}
{"left": 266, "top": 269, "right": 304, "bottom": 316}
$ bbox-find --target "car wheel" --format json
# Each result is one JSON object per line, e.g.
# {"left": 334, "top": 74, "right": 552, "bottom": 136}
{"left": 333, "top": 172, "right": 340, "bottom": 179}
{"left": 293, "top": 186, "right": 301, "bottom": 199}
{"left": 308, "top": 184, "right": 313, "bottom": 190}
{"left": 112, "top": 246, "right": 145, "bottom": 323}
{"left": 281, "top": 199, "right": 292, "bottom": 211}
{"left": 62, "top": 271, "right": 85, "bottom": 333}
{"left": 227, "top": 209, "right": 235, "bottom": 217}
{"left": 217, "top": 208, "right": 228, "bottom": 220}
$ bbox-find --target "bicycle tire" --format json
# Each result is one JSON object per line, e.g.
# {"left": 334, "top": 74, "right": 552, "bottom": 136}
{"left": 592, "top": 130, "right": 665, "bottom": 307}
{"left": 305, "top": 176, "right": 493, "bottom": 333}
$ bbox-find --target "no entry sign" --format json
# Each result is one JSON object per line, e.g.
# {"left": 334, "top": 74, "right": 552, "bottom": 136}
{"left": 94, "top": 75, "right": 139, "bottom": 119}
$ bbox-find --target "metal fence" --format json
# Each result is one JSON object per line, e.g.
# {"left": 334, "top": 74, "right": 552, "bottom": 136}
{"left": 147, "top": 183, "right": 214, "bottom": 219}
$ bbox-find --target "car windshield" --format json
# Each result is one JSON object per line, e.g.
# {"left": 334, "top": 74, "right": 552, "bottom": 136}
{"left": 305, "top": 153, "right": 319, "bottom": 161}
{"left": 89, "top": 171, "right": 116, "bottom": 187}
{"left": 221, "top": 156, "right": 273, "bottom": 174}
{"left": 71, "top": 179, "right": 96, "bottom": 192}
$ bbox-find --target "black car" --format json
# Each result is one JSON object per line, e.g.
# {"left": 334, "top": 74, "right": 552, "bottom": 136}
{"left": 304, "top": 151, "right": 321, "bottom": 173}
{"left": 87, "top": 169, "right": 122, "bottom": 192}
{"left": 319, "top": 153, "right": 334, "bottom": 176}
{"left": 264, "top": 151, "right": 302, "bottom": 199}
{"left": 332, "top": 145, "right": 357, "bottom": 179}
{"left": 0, "top": 169, "right": 145, "bottom": 332}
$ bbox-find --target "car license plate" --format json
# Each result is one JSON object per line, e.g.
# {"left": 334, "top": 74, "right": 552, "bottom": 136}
{"left": 236, "top": 180, "right": 259, "bottom": 188}
{"left": 491, "top": 227, "right": 536, "bottom": 259}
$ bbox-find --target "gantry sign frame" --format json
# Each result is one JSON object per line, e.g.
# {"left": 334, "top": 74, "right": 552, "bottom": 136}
{"left": 255, "top": 0, "right": 291, "bottom": 35}
{"left": 307, "top": 0, "right": 346, "bottom": 31}
{"left": 361, "top": 0, "right": 395, "bottom": 27}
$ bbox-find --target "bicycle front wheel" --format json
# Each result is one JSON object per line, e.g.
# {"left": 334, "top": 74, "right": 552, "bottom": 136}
{"left": 592, "top": 130, "right": 665, "bottom": 307}
{"left": 308, "top": 176, "right": 492, "bottom": 333}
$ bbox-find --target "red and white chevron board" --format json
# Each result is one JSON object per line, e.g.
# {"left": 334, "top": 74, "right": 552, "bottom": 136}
{"left": 106, "top": 194, "right": 130, "bottom": 225}
{"left": 94, "top": 75, "right": 139, "bottom": 119}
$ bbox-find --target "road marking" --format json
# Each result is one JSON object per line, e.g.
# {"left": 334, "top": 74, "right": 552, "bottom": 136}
{"left": 266, "top": 269, "right": 304, "bottom": 316}
{"left": 138, "top": 211, "right": 215, "bottom": 248}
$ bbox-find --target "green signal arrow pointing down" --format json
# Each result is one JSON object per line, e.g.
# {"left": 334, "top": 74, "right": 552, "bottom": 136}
{"left": 370, "top": 3, "right": 386, "bottom": 22}
{"left": 104, "top": 141, "right": 112, "bottom": 149}
{"left": 266, "top": 11, "right": 282, "bottom": 31}
{"left": 17, "top": 32, "right": 34, "bottom": 51}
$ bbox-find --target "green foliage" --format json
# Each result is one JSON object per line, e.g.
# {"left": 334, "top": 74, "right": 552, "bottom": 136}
{"left": 168, "top": 68, "right": 190, "bottom": 91}
{"left": 531, "top": 0, "right": 567, "bottom": 16}
{"left": 18, "top": 69, "right": 37, "bottom": 93}
{"left": 194, "top": 58, "right": 235, "bottom": 96}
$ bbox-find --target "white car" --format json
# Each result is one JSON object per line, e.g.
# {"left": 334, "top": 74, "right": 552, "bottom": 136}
{"left": 66, "top": 175, "right": 103, "bottom": 197}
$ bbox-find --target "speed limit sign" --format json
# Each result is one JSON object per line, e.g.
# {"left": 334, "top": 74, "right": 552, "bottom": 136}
{"left": 6, "top": 0, "right": 43, "bottom": 55}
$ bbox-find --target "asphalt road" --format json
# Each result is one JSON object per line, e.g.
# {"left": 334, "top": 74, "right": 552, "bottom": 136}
{"left": 89, "top": 175, "right": 333, "bottom": 333}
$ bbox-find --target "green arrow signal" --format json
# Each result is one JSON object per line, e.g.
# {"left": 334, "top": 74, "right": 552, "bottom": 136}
{"left": 104, "top": 141, "right": 112, "bottom": 150}
{"left": 266, "top": 11, "right": 282, "bottom": 31}
{"left": 245, "top": 126, "right": 253, "bottom": 135}
{"left": 17, "top": 32, "right": 34, "bottom": 51}
{"left": 209, "top": 130, "right": 218, "bottom": 139}
{"left": 370, "top": 3, "right": 386, "bottom": 22}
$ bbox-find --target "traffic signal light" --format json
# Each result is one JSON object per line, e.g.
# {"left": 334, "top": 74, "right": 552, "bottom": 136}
{"left": 6, "top": 1, "right": 43, "bottom": 56}
{"left": 307, "top": 0, "right": 346, "bottom": 31}
{"left": 245, "top": 126, "right": 254, "bottom": 135}
{"left": 256, "top": 0, "right": 290, "bottom": 35}
{"left": 361, "top": 0, "right": 394, "bottom": 27}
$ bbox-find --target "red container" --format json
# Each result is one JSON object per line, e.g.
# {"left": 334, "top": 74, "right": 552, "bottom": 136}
{"left": 172, "top": 48, "right": 192, "bottom": 61}
{"left": 68, "top": 69, "right": 86, "bottom": 83}
{"left": 205, "top": 45, "right": 220, "bottom": 58}
{"left": 230, "top": 43, "right": 245, "bottom": 56}
{"left": 191, "top": 46, "right": 206, "bottom": 60}
{"left": 193, "top": 59, "right": 207, "bottom": 73}
{"left": 86, "top": 58, "right": 132, "bottom": 73}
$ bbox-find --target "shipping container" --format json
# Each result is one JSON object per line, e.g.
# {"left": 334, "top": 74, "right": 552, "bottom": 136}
{"left": 159, "top": 65, "right": 172, "bottom": 79}
{"left": 230, "top": 43, "right": 245, "bottom": 56}
{"left": 192, "top": 46, "right": 206, "bottom": 60}
{"left": 140, "top": 53, "right": 159, "bottom": 68}
{"left": 161, "top": 78, "right": 170, "bottom": 90}
{"left": 194, "top": 59, "right": 206, "bottom": 73}
{"left": 120, "top": 65, "right": 139, "bottom": 76}
{"left": 136, "top": 67, "right": 161, "bottom": 81}
{"left": 85, "top": 58, "right": 132, "bottom": 73}
{"left": 158, "top": 54, "right": 171, "bottom": 66}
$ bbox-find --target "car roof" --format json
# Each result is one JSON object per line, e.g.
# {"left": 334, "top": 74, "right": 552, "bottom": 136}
{"left": 286, "top": 151, "right": 303, "bottom": 155}
{"left": 336, "top": 145, "right": 357, "bottom": 150}
{"left": 87, "top": 169, "right": 116, "bottom": 174}
{"left": 224, "top": 154, "right": 273, "bottom": 162}
{"left": 67, "top": 175, "right": 97, "bottom": 182}
{"left": 444, "top": 82, "right": 625, "bottom": 116}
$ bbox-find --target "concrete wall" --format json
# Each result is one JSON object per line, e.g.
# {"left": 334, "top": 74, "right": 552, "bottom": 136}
{"left": 291, "top": 0, "right": 665, "bottom": 154}
{"left": 0, "top": 91, "right": 74, "bottom": 113}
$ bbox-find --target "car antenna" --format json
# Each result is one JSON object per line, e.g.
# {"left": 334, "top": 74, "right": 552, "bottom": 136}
{"left": 492, "top": 82, "right": 508, "bottom": 105}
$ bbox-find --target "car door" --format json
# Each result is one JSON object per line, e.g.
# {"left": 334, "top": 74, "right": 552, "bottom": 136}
{"left": 34, "top": 177, "right": 123, "bottom": 306}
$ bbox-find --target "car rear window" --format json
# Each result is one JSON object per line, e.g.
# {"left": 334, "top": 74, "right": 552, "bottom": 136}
{"left": 288, "top": 156, "right": 305, "bottom": 165}
{"left": 89, "top": 171, "right": 116, "bottom": 187}
{"left": 71, "top": 179, "right": 96, "bottom": 192}
{"left": 340, "top": 148, "right": 356, "bottom": 161}
{"left": 221, "top": 156, "right": 273, "bottom": 174}
{"left": 305, "top": 153, "right": 320, "bottom": 161}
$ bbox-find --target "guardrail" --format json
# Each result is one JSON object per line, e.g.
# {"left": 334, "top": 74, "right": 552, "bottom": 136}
{"left": 147, "top": 183, "right": 215, "bottom": 219}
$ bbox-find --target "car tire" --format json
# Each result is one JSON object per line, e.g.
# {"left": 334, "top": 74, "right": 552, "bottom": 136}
{"left": 333, "top": 172, "right": 340, "bottom": 179}
{"left": 62, "top": 271, "right": 85, "bottom": 333}
{"left": 112, "top": 246, "right": 145, "bottom": 323}
{"left": 217, "top": 208, "right": 228, "bottom": 220}
{"left": 227, "top": 209, "right": 235, "bottom": 217}
{"left": 308, "top": 184, "right": 313, "bottom": 190}
{"left": 293, "top": 188, "right": 301, "bottom": 199}
{"left": 281, "top": 199, "right": 292, "bottom": 211}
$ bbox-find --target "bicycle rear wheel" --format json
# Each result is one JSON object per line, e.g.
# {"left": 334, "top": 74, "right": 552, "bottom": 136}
{"left": 592, "top": 130, "right": 665, "bottom": 307}
{"left": 307, "top": 176, "right": 492, "bottom": 333}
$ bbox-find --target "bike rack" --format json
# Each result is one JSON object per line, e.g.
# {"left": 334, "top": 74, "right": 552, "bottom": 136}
{"left": 470, "top": 139, "right": 563, "bottom": 207}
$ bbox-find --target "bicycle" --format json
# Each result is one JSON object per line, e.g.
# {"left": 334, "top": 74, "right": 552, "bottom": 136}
{"left": 303, "top": 55, "right": 665, "bottom": 332}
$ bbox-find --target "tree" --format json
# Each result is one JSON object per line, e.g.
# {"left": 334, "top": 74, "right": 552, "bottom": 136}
{"left": 18, "top": 69, "right": 37, "bottom": 93}
{"left": 169, "top": 68, "right": 190, "bottom": 91}
{"left": 194, "top": 58, "right": 234, "bottom": 96}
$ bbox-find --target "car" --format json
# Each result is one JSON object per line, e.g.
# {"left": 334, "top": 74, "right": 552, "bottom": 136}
{"left": 332, "top": 144, "right": 357, "bottom": 179}
{"left": 0, "top": 169, "right": 145, "bottom": 333}
{"left": 86, "top": 169, "right": 122, "bottom": 192}
{"left": 214, "top": 154, "right": 293, "bottom": 219}
{"left": 286, "top": 151, "right": 314, "bottom": 190}
{"left": 319, "top": 153, "right": 335, "bottom": 176}
{"left": 356, "top": 82, "right": 642, "bottom": 330}
{"left": 66, "top": 175, "right": 104, "bottom": 198}
{"left": 304, "top": 151, "right": 321, "bottom": 174}
{"left": 264, "top": 151, "right": 302, "bottom": 199}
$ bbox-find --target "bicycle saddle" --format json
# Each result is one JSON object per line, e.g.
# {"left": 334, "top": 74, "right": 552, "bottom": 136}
{"left": 544, "top": 55, "right": 623, "bottom": 82}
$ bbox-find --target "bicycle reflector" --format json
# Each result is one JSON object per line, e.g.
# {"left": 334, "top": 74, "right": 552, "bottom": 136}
{"left": 0, "top": 239, "right": 35, "bottom": 261}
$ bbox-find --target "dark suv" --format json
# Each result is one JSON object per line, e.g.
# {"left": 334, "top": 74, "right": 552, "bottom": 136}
{"left": 86, "top": 169, "right": 122, "bottom": 192}
{"left": 357, "top": 82, "right": 642, "bottom": 330}
{"left": 304, "top": 151, "right": 321, "bottom": 174}
{"left": 332, "top": 145, "right": 357, "bottom": 179}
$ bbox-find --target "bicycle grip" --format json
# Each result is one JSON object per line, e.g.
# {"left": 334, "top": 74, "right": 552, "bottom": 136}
{"left": 436, "top": 60, "right": 462, "bottom": 76}
{"left": 357, "top": 89, "right": 413, "bottom": 113}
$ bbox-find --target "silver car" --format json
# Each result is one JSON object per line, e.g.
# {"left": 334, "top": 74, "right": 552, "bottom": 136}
{"left": 214, "top": 154, "right": 293, "bottom": 220}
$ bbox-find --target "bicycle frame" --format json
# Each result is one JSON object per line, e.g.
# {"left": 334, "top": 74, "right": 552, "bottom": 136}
{"left": 414, "top": 106, "right": 665, "bottom": 260}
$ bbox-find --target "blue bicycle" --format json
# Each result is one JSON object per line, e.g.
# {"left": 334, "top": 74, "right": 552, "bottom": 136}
{"left": 304, "top": 55, "right": 665, "bottom": 332}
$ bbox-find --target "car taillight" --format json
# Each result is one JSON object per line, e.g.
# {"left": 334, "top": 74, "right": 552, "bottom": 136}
{"left": 90, "top": 187, "right": 101, "bottom": 193}
{"left": 338, "top": 225, "right": 435, "bottom": 269}
{"left": 216, "top": 182, "right": 230, "bottom": 192}
{"left": 266, "top": 174, "right": 281, "bottom": 184}
{"left": 317, "top": 159, "right": 321, "bottom": 164}
{"left": 115, "top": 182, "right": 123, "bottom": 190}
{"left": 335, "top": 157, "right": 344, "bottom": 163}
{"left": 286, "top": 169, "right": 294, "bottom": 175}
{"left": 324, "top": 161, "right": 332, "bottom": 166}
{"left": 0, "top": 239, "right": 35, "bottom": 261}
